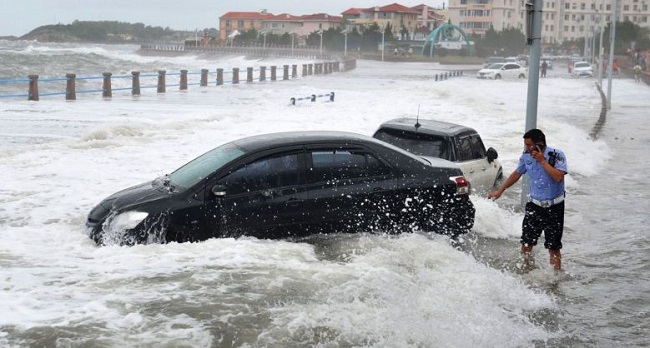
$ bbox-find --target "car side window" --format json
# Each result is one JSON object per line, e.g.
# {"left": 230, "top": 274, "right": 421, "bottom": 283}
{"left": 469, "top": 135, "right": 486, "bottom": 159}
{"left": 219, "top": 153, "right": 299, "bottom": 195}
{"left": 309, "top": 149, "right": 390, "bottom": 183}
{"left": 457, "top": 136, "right": 474, "bottom": 161}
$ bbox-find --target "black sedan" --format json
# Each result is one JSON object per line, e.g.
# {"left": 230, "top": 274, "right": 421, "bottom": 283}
{"left": 86, "top": 131, "right": 475, "bottom": 246}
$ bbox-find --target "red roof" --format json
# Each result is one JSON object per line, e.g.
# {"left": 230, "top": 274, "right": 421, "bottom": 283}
{"left": 377, "top": 3, "right": 420, "bottom": 14}
{"left": 220, "top": 12, "right": 275, "bottom": 20}
{"left": 271, "top": 13, "right": 303, "bottom": 21}
{"left": 342, "top": 8, "right": 365, "bottom": 15}
{"left": 300, "top": 13, "right": 343, "bottom": 21}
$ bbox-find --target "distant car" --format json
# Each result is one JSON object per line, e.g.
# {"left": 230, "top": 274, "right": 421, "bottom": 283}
{"left": 572, "top": 61, "right": 594, "bottom": 77}
{"left": 568, "top": 55, "right": 584, "bottom": 72}
{"left": 86, "top": 131, "right": 475, "bottom": 246}
{"left": 372, "top": 118, "right": 503, "bottom": 194}
{"left": 477, "top": 63, "right": 527, "bottom": 79}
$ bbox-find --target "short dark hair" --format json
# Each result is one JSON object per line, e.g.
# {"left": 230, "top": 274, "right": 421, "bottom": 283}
{"left": 523, "top": 128, "right": 546, "bottom": 145}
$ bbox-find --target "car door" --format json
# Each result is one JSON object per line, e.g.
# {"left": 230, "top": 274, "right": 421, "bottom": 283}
{"left": 455, "top": 133, "right": 491, "bottom": 192}
{"left": 204, "top": 149, "right": 310, "bottom": 239}
{"left": 301, "top": 145, "right": 397, "bottom": 234}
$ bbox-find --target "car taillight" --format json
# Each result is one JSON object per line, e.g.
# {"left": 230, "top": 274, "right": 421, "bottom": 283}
{"left": 450, "top": 176, "right": 470, "bottom": 195}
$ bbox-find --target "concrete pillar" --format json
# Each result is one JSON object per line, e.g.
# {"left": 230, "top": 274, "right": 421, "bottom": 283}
{"left": 260, "top": 66, "right": 266, "bottom": 81}
{"left": 200, "top": 69, "right": 208, "bottom": 86}
{"left": 102, "top": 72, "right": 112, "bottom": 98}
{"left": 308, "top": 64, "right": 313, "bottom": 75}
{"left": 65, "top": 73, "right": 76, "bottom": 101}
{"left": 247, "top": 67, "right": 253, "bottom": 82}
{"left": 291, "top": 64, "right": 297, "bottom": 78}
{"left": 131, "top": 71, "right": 141, "bottom": 95}
{"left": 180, "top": 69, "right": 188, "bottom": 90}
{"left": 302, "top": 64, "right": 308, "bottom": 77}
{"left": 232, "top": 68, "right": 239, "bottom": 84}
{"left": 157, "top": 70, "right": 166, "bottom": 93}
{"left": 283, "top": 65, "right": 289, "bottom": 80}
{"left": 271, "top": 66, "right": 277, "bottom": 81}
{"left": 28, "top": 75, "right": 39, "bottom": 101}
{"left": 217, "top": 68, "right": 224, "bottom": 85}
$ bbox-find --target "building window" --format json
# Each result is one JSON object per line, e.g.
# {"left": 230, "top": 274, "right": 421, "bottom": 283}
{"left": 226, "top": 20, "right": 231, "bottom": 27}
{"left": 581, "top": 3, "right": 585, "bottom": 9}
{"left": 624, "top": 15, "right": 629, "bottom": 21}
{"left": 624, "top": 5, "right": 630, "bottom": 11}
{"left": 565, "top": 14, "right": 570, "bottom": 20}
{"left": 564, "top": 25, "right": 569, "bottom": 32}
{"left": 565, "top": 3, "right": 570, "bottom": 9}
{"left": 238, "top": 20, "right": 244, "bottom": 27}
{"left": 606, "top": 4, "right": 611, "bottom": 10}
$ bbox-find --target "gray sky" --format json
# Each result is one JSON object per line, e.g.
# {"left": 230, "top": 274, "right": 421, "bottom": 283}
{"left": 0, "top": 0, "right": 446, "bottom": 37}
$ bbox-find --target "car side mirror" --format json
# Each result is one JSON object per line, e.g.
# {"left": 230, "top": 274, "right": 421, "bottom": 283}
{"left": 486, "top": 147, "right": 498, "bottom": 163}
{"left": 211, "top": 184, "right": 227, "bottom": 197}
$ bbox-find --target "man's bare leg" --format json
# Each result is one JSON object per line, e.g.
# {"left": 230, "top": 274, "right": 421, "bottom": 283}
{"left": 549, "top": 249, "right": 562, "bottom": 271}
{"left": 521, "top": 244, "right": 534, "bottom": 268}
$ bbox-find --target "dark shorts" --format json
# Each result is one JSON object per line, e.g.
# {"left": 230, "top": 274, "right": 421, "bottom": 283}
{"left": 521, "top": 201, "right": 564, "bottom": 250}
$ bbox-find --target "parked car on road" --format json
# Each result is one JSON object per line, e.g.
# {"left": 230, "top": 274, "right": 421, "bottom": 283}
{"left": 372, "top": 118, "right": 503, "bottom": 193}
{"left": 87, "top": 131, "right": 475, "bottom": 246}
{"left": 572, "top": 61, "right": 594, "bottom": 77}
{"left": 477, "top": 63, "right": 527, "bottom": 79}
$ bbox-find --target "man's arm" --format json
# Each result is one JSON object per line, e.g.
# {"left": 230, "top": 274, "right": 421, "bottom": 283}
{"left": 488, "top": 170, "right": 522, "bottom": 200}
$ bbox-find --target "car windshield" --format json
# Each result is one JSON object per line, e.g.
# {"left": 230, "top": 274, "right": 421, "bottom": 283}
{"left": 374, "top": 129, "right": 452, "bottom": 161}
{"left": 575, "top": 63, "right": 590, "bottom": 68}
{"left": 168, "top": 142, "right": 247, "bottom": 190}
{"left": 487, "top": 63, "right": 505, "bottom": 69}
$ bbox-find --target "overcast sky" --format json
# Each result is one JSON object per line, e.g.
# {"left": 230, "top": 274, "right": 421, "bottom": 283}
{"left": 1, "top": 0, "right": 447, "bottom": 37}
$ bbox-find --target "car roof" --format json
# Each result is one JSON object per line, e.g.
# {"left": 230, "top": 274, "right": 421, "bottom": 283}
{"left": 231, "top": 130, "right": 391, "bottom": 152}
{"left": 376, "top": 118, "right": 476, "bottom": 137}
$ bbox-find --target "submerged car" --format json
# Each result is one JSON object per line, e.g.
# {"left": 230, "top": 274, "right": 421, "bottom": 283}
{"left": 477, "top": 63, "right": 527, "bottom": 79}
{"left": 373, "top": 118, "right": 503, "bottom": 193}
{"left": 86, "top": 131, "right": 475, "bottom": 246}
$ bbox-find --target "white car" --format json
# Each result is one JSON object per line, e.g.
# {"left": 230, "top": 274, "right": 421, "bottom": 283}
{"left": 477, "top": 63, "right": 527, "bottom": 80}
{"left": 373, "top": 118, "right": 503, "bottom": 194}
{"left": 572, "top": 61, "right": 594, "bottom": 77}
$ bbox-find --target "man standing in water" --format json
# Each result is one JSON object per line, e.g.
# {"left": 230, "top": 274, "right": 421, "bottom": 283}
{"left": 488, "top": 129, "right": 567, "bottom": 271}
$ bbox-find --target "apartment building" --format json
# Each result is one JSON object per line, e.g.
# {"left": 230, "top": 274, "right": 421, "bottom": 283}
{"left": 448, "top": 0, "right": 650, "bottom": 45}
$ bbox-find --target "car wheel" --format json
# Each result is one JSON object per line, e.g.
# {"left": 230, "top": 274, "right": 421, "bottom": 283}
{"left": 518, "top": 74, "right": 526, "bottom": 79}
{"left": 495, "top": 74, "right": 501, "bottom": 80}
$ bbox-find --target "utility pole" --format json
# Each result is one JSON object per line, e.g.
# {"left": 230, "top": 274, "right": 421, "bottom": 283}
{"left": 606, "top": 0, "right": 620, "bottom": 110}
{"left": 522, "top": 0, "right": 543, "bottom": 206}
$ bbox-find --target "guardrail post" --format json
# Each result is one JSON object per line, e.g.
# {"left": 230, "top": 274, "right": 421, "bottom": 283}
{"left": 302, "top": 64, "right": 308, "bottom": 77}
{"left": 65, "top": 73, "right": 76, "bottom": 101}
{"left": 271, "top": 66, "right": 277, "bottom": 81}
{"left": 157, "top": 70, "right": 166, "bottom": 93}
{"left": 247, "top": 67, "right": 253, "bottom": 82}
{"left": 334, "top": 62, "right": 340, "bottom": 72}
{"left": 232, "top": 68, "right": 239, "bottom": 84}
{"left": 132, "top": 71, "right": 141, "bottom": 95}
{"left": 308, "top": 64, "right": 313, "bottom": 75}
{"left": 28, "top": 75, "right": 39, "bottom": 101}
{"left": 283, "top": 65, "right": 289, "bottom": 80}
{"left": 260, "top": 66, "right": 266, "bottom": 81}
{"left": 216, "top": 68, "right": 224, "bottom": 85}
{"left": 180, "top": 69, "right": 188, "bottom": 90}
{"left": 102, "top": 72, "right": 112, "bottom": 98}
{"left": 200, "top": 69, "right": 208, "bottom": 86}
{"left": 291, "top": 64, "right": 297, "bottom": 78}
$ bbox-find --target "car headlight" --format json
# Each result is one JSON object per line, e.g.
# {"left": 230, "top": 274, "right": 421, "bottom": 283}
{"left": 110, "top": 211, "right": 149, "bottom": 230}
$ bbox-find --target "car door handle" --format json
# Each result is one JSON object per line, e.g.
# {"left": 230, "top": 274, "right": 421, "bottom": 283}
{"left": 286, "top": 198, "right": 303, "bottom": 206}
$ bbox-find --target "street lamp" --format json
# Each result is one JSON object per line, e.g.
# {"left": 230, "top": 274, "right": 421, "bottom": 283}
{"left": 262, "top": 31, "right": 268, "bottom": 50}
{"left": 318, "top": 30, "right": 323, "bottom": 54}
{"left": 341, "top": 29, "right": 349, "bottom": 57}
{"left": 376, "top": 26, "right": 386, "bottom": 61}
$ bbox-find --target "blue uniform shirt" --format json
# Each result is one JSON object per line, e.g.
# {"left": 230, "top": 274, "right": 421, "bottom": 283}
{"left": 516, "top": 146, "right": 567, "bottom": 200}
